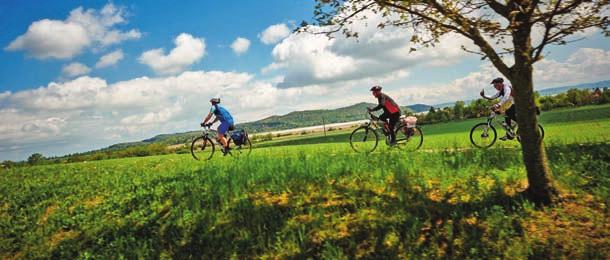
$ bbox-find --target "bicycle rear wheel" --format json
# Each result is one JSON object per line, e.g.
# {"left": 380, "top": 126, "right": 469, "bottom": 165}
{"left": 227, "top": 136, "right": 252, "bottom": 157}
{"left": 470, "top": 123, "right": 497, "bottom": 149}
{"left": 191, "top": 136, "right": 215, "bottom": 160}
{"left": 395, "top": 125, "right": 423, "bottom": 151}
{"left": 349, "top": 126, "right": 379, "bottom": 153}
{"left": 516, "top": 124, "right": 544, "bottom": 142}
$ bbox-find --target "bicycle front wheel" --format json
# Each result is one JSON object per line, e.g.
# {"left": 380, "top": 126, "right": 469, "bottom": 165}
{"left": 191, "top": 136, "right": 215, "bottom": 160}
{"left": 470, "top": 123, "right": 497, "bottom": 149}
{"left": 395, "top": 125, "right": 423, "bottom": 151}
{"left": 349, "top": 126, "right": 379, "bottom": 153}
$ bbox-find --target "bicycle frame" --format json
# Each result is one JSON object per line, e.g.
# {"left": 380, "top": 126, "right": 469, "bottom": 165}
{"left": 363, "top": 111, "right": 395, "bottom": 136}
{"left": 483, "top": 109, "right": 513, "bottom": 132}
{"left": 199, "top": 125, "right": 227, "bottom": 146}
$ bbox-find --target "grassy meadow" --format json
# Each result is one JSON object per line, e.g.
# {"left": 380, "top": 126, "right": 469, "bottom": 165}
{"left": 1, "top": 104, "right": 608, "bottom": 258}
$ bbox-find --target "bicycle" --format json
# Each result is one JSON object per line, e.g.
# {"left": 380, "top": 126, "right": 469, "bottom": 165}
{"left": 190, "top": 124, "right": 252, "bottom": 160}
{"left": 349, "top": 110, "right": 423, "bottom": 153}
{"left": 469, "top": 107, "right": 544, "bottom": 149}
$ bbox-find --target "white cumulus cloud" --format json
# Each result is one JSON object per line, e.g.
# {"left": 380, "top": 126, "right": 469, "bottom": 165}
{"left": 266, "top": 10, "right": 470, "bottom": 88}
{"left": 534, "top": 48, "right": 610, "bottom": 87}
{"left": 231, "top": 37, "right": 251, "bottom": 55}
{"left": 95, "top": 49, "right": 124, "bottom": 68}
{"left": 138, "top": 33, "right": 206, "bottom": 75}
{"left": 389, "top": 47, "right": 610, "bottom": 106}
{"left": 62, "top": 62, "right": 91, "bottom": 77}
{"left": 259, "top": 23, "right": 291, "bottom": 44}
{"left": 5, "top": 3, "right": 140, "bottom": 59}
{"left": 5, "top": 20, "right": 90, "bottom": 59}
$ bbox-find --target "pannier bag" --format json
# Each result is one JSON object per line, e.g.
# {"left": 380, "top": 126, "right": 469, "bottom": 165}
{"left": 403, "top": 116, "right": 418, "bottom": 128}
{"left": 231, "top": 130, "right": 247, "bottom": 146}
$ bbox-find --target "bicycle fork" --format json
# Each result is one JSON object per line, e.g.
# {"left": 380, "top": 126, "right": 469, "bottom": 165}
{"left": 362, "top": 128, "right": 370, "bottom": 142}
{"left": 481, "top": 120, "right": 492, "bottom": 138}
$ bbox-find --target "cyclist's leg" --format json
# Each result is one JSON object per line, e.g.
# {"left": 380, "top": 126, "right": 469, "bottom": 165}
{"left": 388, "top": 112, "right": 400, "bottom": 144}
{"left": 217, "top": 121, "right": 230, "bottom": 149}
{"left": 379, "top": 113, "right": 390, "bottom": 133}
{"left": 505, "top": 104, "right": 516, "bottom": 126}
{"left": 500, "top": 105, "right": 516, "bottom": 140}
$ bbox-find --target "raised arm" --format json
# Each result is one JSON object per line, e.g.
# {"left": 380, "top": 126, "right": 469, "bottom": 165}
{"left": 480, "top": 89, "right": 500, "bottom": 100}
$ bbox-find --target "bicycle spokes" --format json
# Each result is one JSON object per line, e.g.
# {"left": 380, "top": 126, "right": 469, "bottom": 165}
{"left": 191, "top": 136, "right": 215, "bottom": 160}
{"left": 395, "top": 125, "right": 423, "bottom": 151}
{"left": 350, "top": 126, "right": 379, "bottom": 153}
{"left": 470, "top": 123, "right": 497, "bottom": 149}
{"left": 362, "top": 129, "right": 369, "bottom": 142}
{"left": 480, "top": 127, "right": 489, "bottom": 138}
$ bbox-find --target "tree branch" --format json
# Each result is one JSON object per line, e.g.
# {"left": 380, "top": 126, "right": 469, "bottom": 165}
{"left": 377, "top": 1, "right": 471, "bottom": 36}
{"left": 427, "top": 0, "right": 512, "bottom": 76}
{"left": 533, "top": 0, "right": 563, "bottom": 62}
{"left": 300, "top": 0, "right": 376, "bottom": 37}
{"left": 483, "top": 0, "right": 510, "bottom": 18}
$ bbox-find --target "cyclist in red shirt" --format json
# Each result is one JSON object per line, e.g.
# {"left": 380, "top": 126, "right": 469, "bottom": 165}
{"left": 368, "top": 85, "right": 401, "bottom": 145}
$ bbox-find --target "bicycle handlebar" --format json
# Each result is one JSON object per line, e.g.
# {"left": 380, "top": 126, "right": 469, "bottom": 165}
{"left": 367, "top": 110, "right": 379, "bottom": 120}
{"left": 200, "top": 123, "right": 214, "bottom": 130}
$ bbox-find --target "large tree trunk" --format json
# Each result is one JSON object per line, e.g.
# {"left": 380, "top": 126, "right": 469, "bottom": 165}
{"left": 509, "top": 67, "right": 557, "bottom": 205}
{"left": 510, "top": 15, "right": 558, "bottom": 205}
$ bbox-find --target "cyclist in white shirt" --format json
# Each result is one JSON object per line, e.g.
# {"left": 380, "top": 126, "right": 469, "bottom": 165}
{"left": 480, "top": 77, "right": 516, "bottom": 141}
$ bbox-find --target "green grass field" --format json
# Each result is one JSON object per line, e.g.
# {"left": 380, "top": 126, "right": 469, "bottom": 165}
{"left": 1, "top": 105, "right": 609, "bottom": 258}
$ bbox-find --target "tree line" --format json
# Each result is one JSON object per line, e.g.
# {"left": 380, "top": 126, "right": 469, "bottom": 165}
{"left": 413, "top": 88, "right": 608, "bottom": 125}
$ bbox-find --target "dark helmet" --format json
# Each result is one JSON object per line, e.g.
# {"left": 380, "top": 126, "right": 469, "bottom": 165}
{"left": 370, "top": 85, "right": 382, "bottom": 91}
{"left": 209, "top": 98, "right": 220, "bottom": 103}
{"left": 490, "top": 77, "right": 504, "bottom": 84}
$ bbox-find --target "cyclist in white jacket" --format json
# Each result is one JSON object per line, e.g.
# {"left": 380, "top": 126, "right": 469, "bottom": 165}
{"left": 480, "top": 77, "right": 516, "bottom": 140}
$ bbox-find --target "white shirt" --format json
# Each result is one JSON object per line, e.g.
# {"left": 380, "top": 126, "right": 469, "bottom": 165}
{"left": 484, "top": 84, "right": 513, "bottom": 106}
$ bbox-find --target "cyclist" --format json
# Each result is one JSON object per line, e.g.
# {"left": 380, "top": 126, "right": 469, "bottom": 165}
{"left": 201, "top": 98, "right": 235, "bottom": 154}
{"left": 480, "top": 77, "right": 516, "bottom": 140}
{"left": 368, "top": 85, "right": 401, "bottom": 145}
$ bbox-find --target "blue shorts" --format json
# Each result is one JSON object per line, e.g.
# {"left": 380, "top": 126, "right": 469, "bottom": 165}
{"left": 218, "top": 121, "right": 234, "bottom": 135}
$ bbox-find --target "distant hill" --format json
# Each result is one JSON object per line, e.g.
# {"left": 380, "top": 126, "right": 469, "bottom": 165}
{"left": 237, "top": 102, "right": 374, "bottom": 133}
{"left": 537, "top": 80, "right": 610, "bottom": 96}
{"left": 431, "top": 102, "right": 455, "bottom": 109}
{"left": 408, "top": 104, "right": 432, "bottom": 112}
{"left": 235, "top": 102, "right": 429, "bottom": 134}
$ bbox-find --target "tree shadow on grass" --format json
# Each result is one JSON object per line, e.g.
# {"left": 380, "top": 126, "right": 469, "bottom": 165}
{"left": 316, "top": 177, "right": 527, "bottom": 259}
{"left": 173, "top": 193, "right": 297, "bottom": 259}
{"left": 169, "top": 176, "right": 528, "bottom": 258}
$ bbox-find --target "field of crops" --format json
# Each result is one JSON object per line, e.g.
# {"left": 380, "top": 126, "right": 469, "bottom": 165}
{"left": 1, "top": 105, "right": 609, "bottom": 258}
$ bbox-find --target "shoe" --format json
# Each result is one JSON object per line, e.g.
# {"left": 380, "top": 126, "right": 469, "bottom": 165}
{"left": 221, "top": 146, "right": 230, "bottom": 156}
{"left": 499, "top": 132, "right": 514, "bottom": 141}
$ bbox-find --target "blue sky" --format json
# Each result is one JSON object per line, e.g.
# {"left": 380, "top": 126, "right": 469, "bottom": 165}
{"left": 0, "top": 1, "right": 609, "bottom": 161}
{"left": 0, "top": 0, "right": 314, "bottom": 90}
